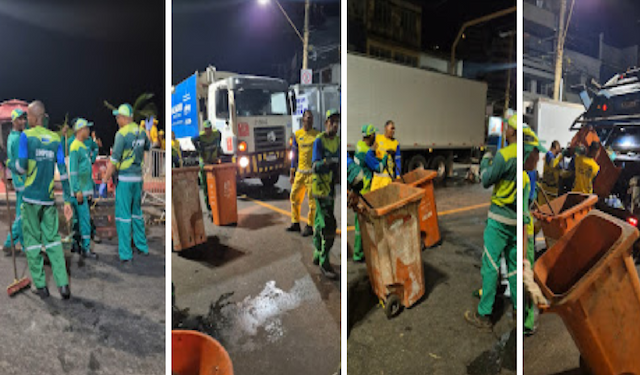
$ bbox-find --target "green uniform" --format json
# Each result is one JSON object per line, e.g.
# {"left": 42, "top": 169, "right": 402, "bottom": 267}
{"left": 524, "top": 172, "right": 536, "bottom": 332}
{"left": 70, "top": 139, "right": 94, "bottom": 253}
{"left": 478, "top": 143, "right": 517, "bottom": 317}
{"left": 192, "top": 130, "right": 221, "bottom": 212}
{"left": 110, "top": 123, "right": 150, "bottom": 260}
{"left": 67, "top": 134, "right": 99, "bottom": 239}
{"left": 17, "top": 126, "right": 71, "bottom": 288}
{"left": 4, "top": 130, "right": 24, "bottom": 249}
{"left": 353, "top": 141, "right": 373, "bottom": 261}
{"left": 311, "top": 133, "right": 340, "bottom": 266}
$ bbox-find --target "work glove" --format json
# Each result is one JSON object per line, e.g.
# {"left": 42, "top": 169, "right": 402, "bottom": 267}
{"left": 523, "top": 259, "right": 548, "bottom": 307}
{"left": 99, "top": 183, "right": 107, "bottom": 197}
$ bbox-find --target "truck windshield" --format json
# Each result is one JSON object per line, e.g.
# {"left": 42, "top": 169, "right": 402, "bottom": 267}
{"left": 607, "top": 126, "right": 640, "bottom": 152}
{"left": 235, "top": 88, "right": 288, "bottom": 117}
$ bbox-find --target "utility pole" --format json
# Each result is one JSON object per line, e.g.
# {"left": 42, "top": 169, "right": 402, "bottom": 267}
{"left": 302, "top": 0, "right": 310, "bottom": 70}
{"left": 553, "top": 0, "right": 567, "bottom": 101}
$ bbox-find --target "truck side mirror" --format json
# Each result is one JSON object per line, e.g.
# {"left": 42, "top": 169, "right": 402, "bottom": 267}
{"left": 289, "top": 90, "right": 297, "bottom": 113}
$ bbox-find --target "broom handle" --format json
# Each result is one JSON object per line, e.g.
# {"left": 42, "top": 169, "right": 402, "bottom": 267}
{"left": 536, "top": 182, "right": 556, "bottom": 216}
{"left": 2, "top": 166, "right": 17, "bottom": 279}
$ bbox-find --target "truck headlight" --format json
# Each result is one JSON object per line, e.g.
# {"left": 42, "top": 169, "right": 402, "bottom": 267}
{"left": 239, "top": 156, "right": 250, "bottom": 168}
{"left": 289, "top": 151, "right": 293, "bottom": 160}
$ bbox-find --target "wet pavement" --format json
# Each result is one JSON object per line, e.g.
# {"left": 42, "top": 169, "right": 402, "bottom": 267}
{"left": 346, "top": 169, "right": 517, "bottom": 375}
{"left": 172, "top": 177, "right": 341, "bottom": 375}
{"left": 0, "top": 200, "right": 166, "bottom": 375}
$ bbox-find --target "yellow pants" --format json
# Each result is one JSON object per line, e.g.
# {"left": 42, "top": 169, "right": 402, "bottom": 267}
{"left": 371, "top": 174, "right": 393, "bottom": 192}
{"left": 290, "top": 172, "right": 315, "bottom": 226}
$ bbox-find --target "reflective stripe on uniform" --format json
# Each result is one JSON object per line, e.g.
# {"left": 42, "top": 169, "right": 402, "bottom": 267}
{"left": 297, "top": 169, "right": 313, "bottom": 175}
{"left": 132, "top": 215, "right": 144, "bottom": 220}
{"left": 15, "top": 160, "right": 25, "bottom": 174}
{"left": 115, "top": 217, "right": 132, "bottom": 223}
{"left": 44, "top": 241, "right": 61, "bottom": 249}
{"left": 22, "top": 197, "right": 55, "bottom": 206}
{"left": 26, "top": 244, "right": 42, "bottom": 252}
{"left": 59, "top": 174, "right": 68, "bottom": 181}
{"left": 483, "top": 246, "right": 499, "bottom": 271}
{"left": 487, "top": 211, "right": 517, "bottom": 226}
{"left": 118, "top": 175, "right": 143, "bottom": 182}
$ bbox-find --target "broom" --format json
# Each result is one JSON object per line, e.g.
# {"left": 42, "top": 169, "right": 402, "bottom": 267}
{"left": 3, "top": 166, "right": 31, "bottom": 296}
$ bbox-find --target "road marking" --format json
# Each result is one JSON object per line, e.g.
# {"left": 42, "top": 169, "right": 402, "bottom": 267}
{"left": 239, "top": 195, "right": 343, "bottom": 235}
{"left": 344, "top": 202, "right": 491, "bottom": 232}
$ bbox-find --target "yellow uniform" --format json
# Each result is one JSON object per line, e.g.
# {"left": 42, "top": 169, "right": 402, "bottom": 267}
{"left": 290, "top": 128, "right": 320, "bottom": 225}
{"left": 149, "top": 125, "right": 159, "bottom": 146}
{"left": 371, "top": 134, "right": 400, "bottom": 191}
{"left": 573, "top": 155, "right": 600, "bottom": 194}
{"left": 541, "top": 152, "right": 561, "bottom": 197}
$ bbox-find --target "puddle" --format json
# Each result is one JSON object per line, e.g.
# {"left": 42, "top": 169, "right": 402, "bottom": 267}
{"left": 174, "top": 277, "right": 319, "bottom": 352}
{"left": 467, "top": 328, "right": 516, "bottom": 375}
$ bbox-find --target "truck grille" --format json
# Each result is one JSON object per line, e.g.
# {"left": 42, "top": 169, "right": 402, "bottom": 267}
{"left": 254, "top": 126, "right": 286, "bottom": 152}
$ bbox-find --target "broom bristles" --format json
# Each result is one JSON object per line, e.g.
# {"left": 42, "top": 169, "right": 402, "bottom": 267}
{"left": 7, "top": 278, "right": 31, "bottom": 297}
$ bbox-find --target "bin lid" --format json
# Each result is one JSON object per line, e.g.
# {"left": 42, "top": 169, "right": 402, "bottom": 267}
{"left": 361, "top": 182, "right": 424, "bottom": 217}
{"left": 401, "top": 168, "right": 438, "bottom": 186}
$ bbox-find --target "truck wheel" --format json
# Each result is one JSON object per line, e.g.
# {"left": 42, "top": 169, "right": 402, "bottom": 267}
{"left": 430, "top": 156, "right": 447, "bottom": 183}
{"left": 260, "top": 175, "right": 279, "bottom": 188}
{"left": 407, "top": 154, "right": 428, "bottom": 172}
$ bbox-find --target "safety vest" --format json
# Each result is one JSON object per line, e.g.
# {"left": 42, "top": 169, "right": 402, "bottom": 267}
{"left": 375, "top": 134, "right": 399, "bottom": 178}
{"left": 69, "top": 139, "right": 95, "bottom": 196}
{"left": 110, "top": 123, "right": 150, "bottom": 179}
{"left": 523, "top": 172, "right": 534, "bottom": 236}
{"left": 293, "top": 128, "right": 319, "bottom": 173}
{"left": 19, "top": 126, "right": 69, "bottom": 205}
{"left": 354, "top": 141, "right": 373, "bottom": 194}
{"left": 194, "top": 130, "right": 221, "bottom": 165}
{"left": 573, "top": 155, "right": 599, "bottom": 194}
{"left": 6, "top": 130, "right": 24, "bottom": 190}
{"left": 487, "top": 142, "right": 517, "bottom": 225}
{"left": 312, "top": 133, "right": 340, "bottom": 198}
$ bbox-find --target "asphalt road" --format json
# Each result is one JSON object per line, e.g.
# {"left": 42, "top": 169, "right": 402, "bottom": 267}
{"left": 0, "top": 201, "right": 166, "bottom": 375}
{"left": 172, "top": 176, "right": 341, "bottom": 375}
{"left": 346, "top": 173, "right": 517, "bottom": 375}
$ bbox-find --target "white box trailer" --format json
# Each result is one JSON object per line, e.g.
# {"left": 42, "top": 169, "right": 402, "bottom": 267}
{"left": 347, "top": 53, "right": 487, "bottom": 181}
{"left": 527, "top": 97, "right": 585, "bottom": 175}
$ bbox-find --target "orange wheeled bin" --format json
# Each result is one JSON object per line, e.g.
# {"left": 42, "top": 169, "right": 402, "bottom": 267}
{"left": 532, "top": 192, "right": 598, "bottom": 249}
{"left": 172, "top": 330, "right": 233, "bottom": 375}
{"left": 534, "top": 210, "right": 640, "bottom": 375}
{"left": 172, "top": 167, "right": 207, "bottom": 251}
{"left": 357, "top": 182, "right": 425, "bottom": 318}
{"left": 400, "top": 168, "right": 441, "bottom": 248}
{"left": 204, "top": 164, "right": 238, "bottom": 226}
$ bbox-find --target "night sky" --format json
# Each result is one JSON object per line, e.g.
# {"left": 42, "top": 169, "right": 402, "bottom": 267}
{"left": 0, "top": 0, "right": 165, "bottom": 149}
{"left": 172, "top": 0, "right": 340, "bottom": 85}
{"left": 567, "top": 0, "right": 640, "bottom": 50}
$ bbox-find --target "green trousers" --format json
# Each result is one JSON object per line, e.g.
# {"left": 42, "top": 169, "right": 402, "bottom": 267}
{"left": 72, "top": 198, "right": 91, "bottom": 253}
{"left": 4, "top": 190, "right": 23, "bottom": 249}
{"left": 199, "top": 165, "right": 211, "bottom": 212}
{"left": 353, "top": 215, "right": 364, "bottom": 261}
{"left": 478, "top": 218, "right": 517, "bottom": 316}
{"left": 524, "top": 230, "right": 536, "bottom": 331}
{"left": 115, "top": 181, "right": 148, "bottom": 260}
{"left": 313, "top": 197, "right": 336, "bottom": 266}
{"left": 22, "top": 202, "right": 68, "bottom": 288}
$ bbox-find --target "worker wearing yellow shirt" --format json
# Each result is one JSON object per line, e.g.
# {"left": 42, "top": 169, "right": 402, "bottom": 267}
{"left": 159, "top": 130, "right": 166, "bottom": 150}
{"left": 540, "top": 140, "right": 562, "bottom": 199}
{"left": 573, "top": 143, "right": 600, "bottom": 194}
{"left": 370, "top": 120, "right": 401, "bottom": 191}
{"left": 287, "top": 109, "right": 319, "bottom": 236}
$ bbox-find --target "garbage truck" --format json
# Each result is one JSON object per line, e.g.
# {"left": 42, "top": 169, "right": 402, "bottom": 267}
{"left": 172, "top": 66, "right": 292, "bottom": 187}
{"left": 346, "top": 53, "right": 487, "bottom": 182}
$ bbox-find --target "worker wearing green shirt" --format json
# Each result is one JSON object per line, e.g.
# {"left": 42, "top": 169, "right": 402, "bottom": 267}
{"left": 69, "top": 118, "right": 99, "bottom": 259}
{"left": 192, "top": 120, "right": 221, "bottom": 213}
{"left": 17, "top": 101, "right": 72, "bottom": 300}
{"left": 311, "top": 110, "right": 340, "bottom": 279}
{"left": 351, "top": 124, "right": 377, "bottom": 262}
{"left": 99, "top": 104, "right": 150, "bottom": 263}
{"left": 3, "top": 109, "right": 27, "bottom": 255}
{"left": 465, "top": 114, "right": 518, "bottom": 330}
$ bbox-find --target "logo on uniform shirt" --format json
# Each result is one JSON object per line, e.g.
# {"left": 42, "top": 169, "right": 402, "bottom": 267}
{"left": 132, "top": 139, "right": 146, "bottom": 149}
{"left": 35, "top": 148, "right": 55, "bottom": 160}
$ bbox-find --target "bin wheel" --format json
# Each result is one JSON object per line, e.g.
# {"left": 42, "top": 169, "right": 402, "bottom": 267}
{"left": 383, "top": 294, "right": 402, "bottom": 319}
{"left": 261, "top": 175, "right": 279, "bottom": 188}
{"left": 579, "top": 355, "right": 593, "bottom": 375}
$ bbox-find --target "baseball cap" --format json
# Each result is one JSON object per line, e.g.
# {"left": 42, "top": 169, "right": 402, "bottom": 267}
{"left": 361, "top": 124, "right": 377, "bottom": 137}
{"left": 326, "top": 109, "right": 340, "bottom": 120}
{"left": 11, "top": 109, "right": 26, "bottom": 122}
{"left": 203, "top": 120, "right": 212, "bottom": 129}
{"left": 508, "top": 114, "right": 517, "bottom": 130}
{"left": 73, "top": 118, "right": 93, "bottom": 132}
{"left": 112, "top": 104, "right": 134, "bottom": 117}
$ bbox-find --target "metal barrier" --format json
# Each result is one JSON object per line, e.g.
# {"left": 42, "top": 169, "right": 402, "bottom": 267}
{"left": 143, "top": 149, "right": 166, "bottom": 207}
{"left": 144, "top": 148, "right": 165, "bottom": 179}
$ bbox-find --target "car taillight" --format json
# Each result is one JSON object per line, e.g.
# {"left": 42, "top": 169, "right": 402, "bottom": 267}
{"left": 629, "top": 217, "right": 638, "bottom": 227}
{"left": 238, "top": 141, "right": 247, "bottom": 152}
{"left": 603, "top": 104, "right": 608, "bottom": 112}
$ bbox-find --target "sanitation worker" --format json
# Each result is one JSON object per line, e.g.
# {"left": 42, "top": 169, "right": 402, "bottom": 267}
{"left": 350, "top": 124, "right": 377, "bottom": 262}
{"left": 171, "top": 131, "right": 183, "bottom": 168}
{"left": 287, "top": 109, "right": 319, "bottom": 237}
{"left": 17, "top": 100, "right": 72, "bottom": 299}
{"left": 572, "top": 142, "right": 600, "bottom": 194}
{"left": 99, "top": 104, "right": 150, "bottom": 264}
{"left": 539, "top": 140, "right": 562, "bottom": 200}
{"left": 192, "top": 120, "right": 221, "bottom": 214}
{"left": 2, "top": 109, "right": 27, "bottom": 255}
{"left": 69, "top": 118, "right": 99, "bottom": 259}
{"left": 523, "top": 125, "right": 547, "bottom": 336}
{"left": 311, "top": 109, "right": 340, "bottom": 279}
{"left": 370, "top": 120, "right": 400, "bottom": 191}
{"left": 465, "top": 114, "right": 517, "bottom": 330}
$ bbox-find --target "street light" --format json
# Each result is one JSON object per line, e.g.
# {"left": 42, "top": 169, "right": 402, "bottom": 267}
{"left": 258, "top": 0, "right": 310, "bottom": 70}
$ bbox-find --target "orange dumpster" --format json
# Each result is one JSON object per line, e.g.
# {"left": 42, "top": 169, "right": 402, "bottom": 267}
{"left": 172, "top": 167, "right": 206, "bottom": 251}
{"left": 204, "top": 164, "right": 237, "bottom": 226}
{"left": 532, "top": 192, "right": 598, "bottom": 249}
{"left": 534, "top": 210, "right": 640, "bottom": 375}
{"left": 400, "top": 168, "right": 441, "bottom": 248}
{"left": 172, "top": 330, "right": 233, "bottom": 375}
{"left": 357, "top": 182, "right": 425, "bottom": 318}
